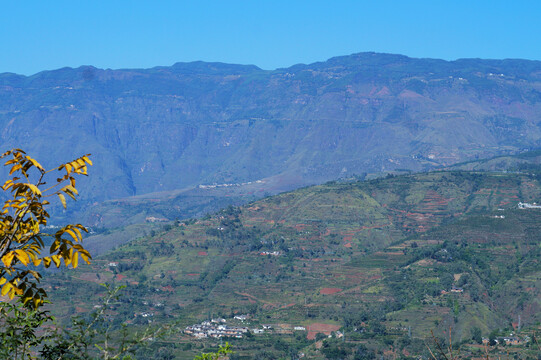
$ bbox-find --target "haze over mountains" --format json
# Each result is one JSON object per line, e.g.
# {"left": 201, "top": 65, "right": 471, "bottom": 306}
{"left": 2, "top": 52, "right": 541, "bottom": 206}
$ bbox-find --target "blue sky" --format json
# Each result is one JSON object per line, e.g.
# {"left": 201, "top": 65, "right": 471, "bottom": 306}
{"left": 1, "top": 0, "right": 540, "bottom": 75}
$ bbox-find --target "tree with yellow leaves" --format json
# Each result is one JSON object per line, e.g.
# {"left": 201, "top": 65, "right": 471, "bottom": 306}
{"left": 0, "top": 149, "right": 92, "bottom": 309}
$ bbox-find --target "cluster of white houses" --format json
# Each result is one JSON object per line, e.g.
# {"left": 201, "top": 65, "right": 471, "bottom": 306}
{"left": 482, "top": 335, "right": 530, "bottom": 346}
{"left": 185, "top": 316, "right": 309, "bottom": 339}
{"left": 260, "top": 251, "right": 281, "bottom": 256}
{"left": 517, "top": 202, "right": 541, "bottom": 209}
{"left": 198, "top": 179, "right": 264, "bottom": 189}
{"left": 184, "top": 321, "right": 249, "bottom": 339}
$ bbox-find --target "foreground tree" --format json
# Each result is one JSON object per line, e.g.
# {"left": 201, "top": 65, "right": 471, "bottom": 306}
{"left": 0, "top": 150, "right": 229, "bottom": 359}
{"left": 0, "top": 283, "right": 176, "bottom": 360}
{"left": 0, "top": 149, "right": 93, "bottom": 308}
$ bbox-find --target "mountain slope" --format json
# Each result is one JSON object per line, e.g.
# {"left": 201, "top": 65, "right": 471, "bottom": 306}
{"left": 77, "top": 150, "right": 541, "bottom": 256}
{"left": 2, "top": 53, "right": 541, "bottom": 207}
{"left": 47, "top": 170, "right": 541, "bottom": 358}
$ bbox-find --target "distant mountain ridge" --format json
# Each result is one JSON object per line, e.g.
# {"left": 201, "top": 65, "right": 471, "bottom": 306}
{"left": 2, "top": 52, "right": 541, "bottom": 205}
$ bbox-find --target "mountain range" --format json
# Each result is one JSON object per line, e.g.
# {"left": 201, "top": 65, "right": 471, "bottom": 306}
{"left": 5, "top": 52, "right": 541, "bottom": 358}
{"left": 2, "top": 52, "right": 541, "bottom": 210}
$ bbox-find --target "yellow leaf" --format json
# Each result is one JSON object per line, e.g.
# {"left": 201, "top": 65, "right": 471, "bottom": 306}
{"left": 1, "top": 282, "right": 13, "bottom": 297}
{"left": 26, "top": 270, "right": 39, "bottom": 279}
{"left": 61, "top": 185, "right": 78, "bottom": 200}
{"left": 72, "top": 252, "right": 79, "bottom": 268}
{"left": 58, "top": 193, "right": 66, "bottom": 209}
{"left": 25, "top": 156, "right": 45, "bottom": 171}
{"left": 80, "top": 252, "right": 91, "bottom": 264}
{"left": 9, "top": 164, "right": 22, "bottom": 175}
{"left": 34, "top": 297, "right": 42, "bottom": 308}
{"left": 51, "top": 255, "right": 61, "bottom": 267}
{"left": 26, "top": 183, "right": 41, "bottom": 196}
{"left": 65, "top": 229, "right": 78, "bottom": 242}
{"left": 64, "top": 191, "right": 76, "bottom": 200}
{"left": 2, "top": 179, "right": 13, "bottom": 190}
{"left": 43, "top": 257, "right": 51, "bottom": 267}
{"left": 15, "top": 250, "right": 29, "bottom": 266}
{"left": 2, "top": 251, "right": 15, "bottom": 268}
{"left": 72, "top": 227, "right": 82, "bottom": 240}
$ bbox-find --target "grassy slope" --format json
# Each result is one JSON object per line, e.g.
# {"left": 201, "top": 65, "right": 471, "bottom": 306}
{"left": 47, "top": 170, "right": 541, "bottom": 358}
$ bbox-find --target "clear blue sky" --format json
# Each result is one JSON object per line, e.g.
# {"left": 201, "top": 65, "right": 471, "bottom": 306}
{"left": 1, "top": 0, "right": 540, "bottom": 75}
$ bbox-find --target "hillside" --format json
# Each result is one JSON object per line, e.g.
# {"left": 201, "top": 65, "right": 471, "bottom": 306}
{"left": 3, "top": 53, "right": 541, "bottom": 213}
{"left": 47, "top": 170, "right": 541, "bottom": 359}
{"left": 446, "top": 149, "right": 541, "bottom": 172}
{"left": 78, "top": 150, "right": 541, "bottom": 256}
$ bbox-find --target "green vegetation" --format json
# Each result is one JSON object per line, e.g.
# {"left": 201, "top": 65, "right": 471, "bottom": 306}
{"left": 44, "top": 169, "right": 541, "bottom": 358}
{"left": 0, "top": 151, "right": 199, "bottom": 359}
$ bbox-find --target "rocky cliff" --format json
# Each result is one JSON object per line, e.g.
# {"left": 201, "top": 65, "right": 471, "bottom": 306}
{"left": 1, "top": 52, "right": 541, "bottom": 203}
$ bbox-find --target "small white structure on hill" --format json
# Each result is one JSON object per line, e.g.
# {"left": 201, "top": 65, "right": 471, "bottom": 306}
{"left": 518, "top": 202, "right": 541, "bottom": 209}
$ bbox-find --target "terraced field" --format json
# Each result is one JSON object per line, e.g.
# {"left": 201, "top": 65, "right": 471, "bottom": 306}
{"left": 46, "top": 171, "right": 541, "bottom": 359}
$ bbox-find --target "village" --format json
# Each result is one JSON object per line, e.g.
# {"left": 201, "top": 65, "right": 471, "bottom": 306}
{"left": 482, "top": 334, "right": 530, "bottom": 346}
{"left": 184, "top": 320, "right": 249, "bottom": 339}
{"left": 184, "top": 315, "right": 307, "bottom": 339}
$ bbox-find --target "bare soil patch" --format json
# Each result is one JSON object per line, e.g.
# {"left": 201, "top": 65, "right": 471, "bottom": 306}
{"left": 320, "top": 288, "right": 342, "bottom": 295}
{"left": 306, "top": 323, "right": 341, "bottom": 339}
